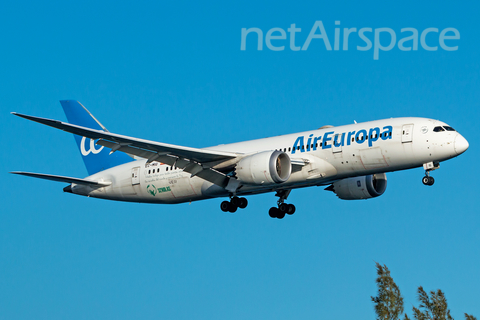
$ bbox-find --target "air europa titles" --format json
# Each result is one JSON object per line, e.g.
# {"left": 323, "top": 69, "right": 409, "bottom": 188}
{"left": 291, "top": 125, "right": 393, "bottom": 154}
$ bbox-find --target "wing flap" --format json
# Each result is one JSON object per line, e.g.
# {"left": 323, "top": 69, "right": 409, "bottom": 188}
{"left": 98, "top": 140, "right": 231, "bottom": 188}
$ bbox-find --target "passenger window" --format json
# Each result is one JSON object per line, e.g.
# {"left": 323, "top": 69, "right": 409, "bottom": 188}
{"left": 288, "top": 147, "right": 291, "bottom": 151}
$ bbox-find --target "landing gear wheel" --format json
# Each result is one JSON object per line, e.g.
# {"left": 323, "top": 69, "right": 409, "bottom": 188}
{"left": 238, "top": 197, "right": 248, "bottom": 209}
{"left": 221, "top": 196, "right": 249, "bottom": 213}
{"left": 228, "top": 203, "right": 238, "bottom": 213}
{"left": 428, "top": 176, "right": 435, "bottom": 185}
{"left": 279, "top": 203, "right": 289, "bottom": 213}
{"left": 269, "top": 190, "right": 296, "bottom": 219}
{"left": 287, "top": 204, "right": 296, "bottom": 215}
{"left": 231, "top": 196, "right": 240, "bottom": 207}
{"left": 220, "top": 201, "right": 230, "bottom": 212}
{"left": 269, "top": 207, "right": 279, "bottom": 218}
{"left": 422, "top": 176, "right": 435, "bottom": 186}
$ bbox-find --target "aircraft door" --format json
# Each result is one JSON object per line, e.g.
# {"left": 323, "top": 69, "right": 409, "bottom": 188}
{"left": 332, "top": 133, "right": 344, "bottom": 153}
{"left": 402, "top": 124, "right": 414, "bottom": 143}
{"left": 132, "top": 167, "right": 140, "bottom": 185}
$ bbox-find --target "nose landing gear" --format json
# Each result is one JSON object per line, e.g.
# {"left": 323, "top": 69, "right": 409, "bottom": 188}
{"left": 422, "top": 161, "right": 440, "bottom": 186}
{"left": 269, "top": 190, "right": 296, "bottom": 219}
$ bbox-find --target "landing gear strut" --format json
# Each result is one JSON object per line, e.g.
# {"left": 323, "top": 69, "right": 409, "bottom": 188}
{"left": 422, "top": 162, "right": 439, "bottom": 186}
{"left": 269, "top": 190, "right": 296, "bottom": 219}
{"left": 220, "top": 196, "right": 248, "bottom": 213}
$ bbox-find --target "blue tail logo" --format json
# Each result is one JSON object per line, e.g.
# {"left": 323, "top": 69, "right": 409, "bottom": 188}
{"left": 60, "top": 100, "right": 133, "bottom": 176}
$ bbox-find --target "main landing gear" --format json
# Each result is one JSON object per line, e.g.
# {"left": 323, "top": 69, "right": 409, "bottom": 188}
{"left": 220, "top": 196, "right": 248, "bottom": 213}
{"left": 269, "top": 190, "right": 296, "bottom": 219}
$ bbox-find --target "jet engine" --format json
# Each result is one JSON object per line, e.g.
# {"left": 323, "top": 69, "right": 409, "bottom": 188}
{"left": 235, "top": 150, "right": 291, "bottom": 185}
{"left": 326, "top": 173, "right": 387, "bottom": 200}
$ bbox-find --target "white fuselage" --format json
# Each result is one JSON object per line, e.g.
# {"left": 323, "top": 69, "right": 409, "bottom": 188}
{"left": 71, "top": 117, "right": 467, "bottom": 203}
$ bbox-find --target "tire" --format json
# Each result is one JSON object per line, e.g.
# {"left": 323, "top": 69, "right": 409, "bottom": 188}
{"left": 220, "top": 201, "right": 230, "bottom": 212}
{"left": 269, "top": 207, "right": 278, "bottom": 218}
{"left": 277, "top": 211, "right": 286, "bottom": 219}
{"left": 422, "top": 176, "right": 429, "bottom": 185}
{"left": 287, "top": 204, "right": 296, "bottom": 215}
{"left": 238, "top": 197, "right": 248, "bottom": 209}
{"left": 279, "top": 203, "right": 289, "bottom": 213}
{"left": 231, "top": 196, "right": 240, "bottom": 207}
{"left": 228, "top": 202, "right": 237, "bottom": 213}
{"left": 428, "top": 176, "right": 435, "bottom": 186}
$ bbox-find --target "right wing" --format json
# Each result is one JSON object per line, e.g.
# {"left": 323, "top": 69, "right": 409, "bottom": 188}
{"left": 12, "top": 113, "right": 242, "bottom": 191}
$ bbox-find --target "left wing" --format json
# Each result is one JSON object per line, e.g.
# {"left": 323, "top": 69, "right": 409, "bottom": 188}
{"left": 12, "top": 113, "right": 242, "bottom": 191}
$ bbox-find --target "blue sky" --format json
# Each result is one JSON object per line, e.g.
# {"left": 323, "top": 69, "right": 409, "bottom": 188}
{"left": 1, "top": 1, "right": 479, "bottom": 319}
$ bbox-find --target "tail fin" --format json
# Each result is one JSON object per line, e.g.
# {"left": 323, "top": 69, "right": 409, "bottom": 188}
{"left": 60, "top": 100, "right": 133, "bottom": 175}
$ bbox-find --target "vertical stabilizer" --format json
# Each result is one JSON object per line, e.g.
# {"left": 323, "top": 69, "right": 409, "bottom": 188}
{"left": 60, "top": 100, "right": 133, "bottom": 175}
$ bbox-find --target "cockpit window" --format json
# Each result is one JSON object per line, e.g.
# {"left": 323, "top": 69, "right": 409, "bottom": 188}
{"left": 433, "top": 126, "right": 456, "bottom": 132}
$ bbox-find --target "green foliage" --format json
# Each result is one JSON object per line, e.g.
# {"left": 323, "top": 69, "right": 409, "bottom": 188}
{"left": 371, "top": 264, "right": 477, "bottom": 320}
{"left": 411, "top": 286, "right": 453, "bottom": 320}
{"left": 371, "top": 262, "right": 404, "bottom": 320}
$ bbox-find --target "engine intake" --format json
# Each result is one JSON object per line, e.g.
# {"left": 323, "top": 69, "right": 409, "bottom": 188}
{"left": 326, "top": 173, "right": 387, "bottom": 200}
{"left": 236, "top": 150, "right": 291, "bottom": 185}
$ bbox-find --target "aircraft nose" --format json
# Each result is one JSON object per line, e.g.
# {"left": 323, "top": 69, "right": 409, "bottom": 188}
{"left": 454, "top": 134, "right": 469, "bottom": 155}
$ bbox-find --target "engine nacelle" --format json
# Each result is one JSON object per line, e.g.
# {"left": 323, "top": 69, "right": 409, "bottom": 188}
{"left": 327, "top": 173, "right": 387, "bottom": 200}
{"left": 236, "top": 150, "right": 291, "bottom": 185}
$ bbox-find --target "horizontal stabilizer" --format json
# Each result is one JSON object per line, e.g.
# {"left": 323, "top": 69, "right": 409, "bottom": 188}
{"left": 10, "top": 172, "right": 111, "bottom": 186}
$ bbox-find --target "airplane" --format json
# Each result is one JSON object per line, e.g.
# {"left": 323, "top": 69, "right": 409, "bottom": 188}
{"left": 11, "top": 100, "right": 469, "bottom": 219}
